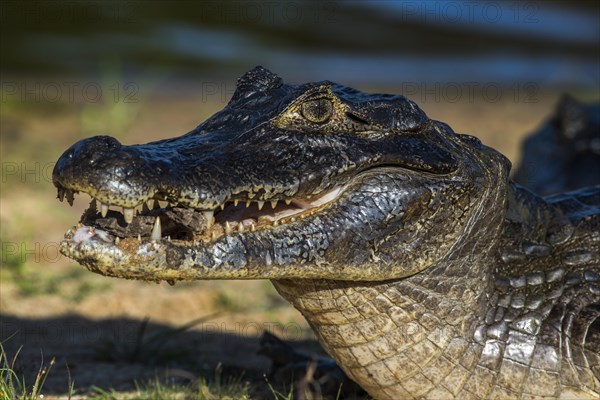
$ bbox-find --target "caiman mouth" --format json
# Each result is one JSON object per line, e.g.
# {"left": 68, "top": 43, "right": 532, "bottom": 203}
{"left": 57, "top": 183, "right": 346, "bottom": 245}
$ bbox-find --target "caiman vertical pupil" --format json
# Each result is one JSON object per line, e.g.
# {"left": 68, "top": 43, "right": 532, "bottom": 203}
{"left": 301, "top": 98, "right": 333, "bottom": 123}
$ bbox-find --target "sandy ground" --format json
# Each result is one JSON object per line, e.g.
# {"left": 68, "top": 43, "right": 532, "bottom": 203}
{"left": 0, "top": 85, "right": 585, "bottom": 398}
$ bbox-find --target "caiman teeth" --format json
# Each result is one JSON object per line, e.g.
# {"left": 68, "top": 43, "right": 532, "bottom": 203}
{"left": 57, "top": 187, "right": 65, "bottom": 202}
{"left": 101, "top": 203, "right": 109, "bottom": 218}
{"left": 123, "top": 207, "right": 134, "bottom": 224}
{"left": 151, "top": 217, "right": 161, "bottom": 241}
{"left": 202, "top": 210, "right": 215, "bottom": 228}
{"left": 62, "top": 185, "right": 346, "bottom": 243}
{"left": 66, "top": 189, "right": 75, "bottom": 206}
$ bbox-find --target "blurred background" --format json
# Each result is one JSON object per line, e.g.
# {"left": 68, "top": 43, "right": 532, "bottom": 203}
{"left": 1, "top": 0, "right": 599, "bottom": 398}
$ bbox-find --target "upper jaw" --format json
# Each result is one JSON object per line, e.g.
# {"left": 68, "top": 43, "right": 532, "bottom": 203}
{"left": 53, "top": 131, "right": 462, "bottom": 248}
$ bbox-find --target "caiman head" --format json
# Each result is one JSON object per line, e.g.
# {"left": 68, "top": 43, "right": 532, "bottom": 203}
{"left": 53, "top": 66, "right": 511, "bottom": 282}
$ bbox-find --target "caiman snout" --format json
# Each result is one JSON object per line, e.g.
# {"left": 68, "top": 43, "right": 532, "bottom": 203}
{"left": 54, "top": 135, "right": 122, "bottom": 177}
{"left": 52, "top": 135, "right": 159, "bottom": 209}
{"left": 54, "top": 135, "right": 122, "bottom": 173}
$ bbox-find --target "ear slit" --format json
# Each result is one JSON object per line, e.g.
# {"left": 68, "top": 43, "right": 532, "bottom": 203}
{"left": 346, "top": 112, "right": 369, "bottom": 124}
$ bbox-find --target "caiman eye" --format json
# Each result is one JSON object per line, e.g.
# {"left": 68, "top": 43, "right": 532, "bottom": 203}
{"left": 301, "top": 98, "right": 333, "bottom": 124}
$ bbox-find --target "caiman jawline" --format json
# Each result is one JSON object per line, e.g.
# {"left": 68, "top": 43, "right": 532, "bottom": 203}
{"left": 58, "top": 184, "right": 346, "bottom": 243}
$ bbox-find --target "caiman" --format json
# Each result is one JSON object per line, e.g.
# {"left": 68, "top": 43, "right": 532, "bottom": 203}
{"left": 53, "top": 67, "right": 600, "bottom": 399}
{"left": 513, "top": 95, "right": 600, "bottom": 196}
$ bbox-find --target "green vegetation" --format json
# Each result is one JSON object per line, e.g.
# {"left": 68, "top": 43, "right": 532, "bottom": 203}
{"left": 1, "top": 341, "right": 251, "bottom": 400}
{"left": 264, "top": 375, "right": 294, "bottom": 400}
{"left": 89, "top": 380, "right": 250, "bottom": 400}
{"left": 0, "top": 343, "right": 71, "bottom": 400}
{"left": 89, "top": 363, "right": 250, "bottom": 400}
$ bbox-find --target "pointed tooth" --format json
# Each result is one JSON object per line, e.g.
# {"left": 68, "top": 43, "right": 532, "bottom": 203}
{"left": 220, "top": 203, "right": 225, "bottom": 211}
{"left": 65, "top": 190, "right": 75, "bottom": 206}
{"left": 57, "top": 188, "right": 65, "bottom": 202}
{"left": 158, "top": 201, "right": 168, "bottom": 209}
{"left": 273, "top": 220, "right": 279, "bottom": 226}
{"left": 270, "top": 200, "right": 277, "bottom": 209}
{"left": 142, "top": 202, "right": 150, "bottom": 213}
{"left": 257, "top": 201, "right": 264, "bottom": 210}
{"left": 250, "top": 223, "right": 256, "bottom": 232}
{"left": 285, "top": 199, "right": 292, "bottom": 205}
{"left": 211, "top": 231, "right": 218, "bottom": 240}
{"left": 202, "top": 210, "right": 214, "bottom": 228}
{"left": 123, "top": 208, "right": 134, "bottom": 224}
{"left": 238, "top": 222, "right": 244, "bottom": 233}
{"left": 151, "top": 217, "right": 162, "bottom": 241}
{"left": 245, "top": 201, "right": 251, "bottom": 208}
{"left": 115, "top": 237, "right": 120, "bottom": 245}
{"left": 234, "top": 199, "right": 239, "bottom": 207}
{"left": 152, "top": 200, "right": 161, "bottom": 210}
{"left": 225, "top": 221, "right": 232, "bottom": 234}
{"left": 101, "top": 203, "right": 109, "bottom": 218}
{"left": 137, "top": 234, "right": 142, "bottom": 242}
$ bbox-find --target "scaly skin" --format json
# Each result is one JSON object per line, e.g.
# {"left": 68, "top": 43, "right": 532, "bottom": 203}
{"left": 53, "top": 67, "right": 600, "bottom": 399}
{"left": 513, "top": 95, "right": 600, "bottom": 195}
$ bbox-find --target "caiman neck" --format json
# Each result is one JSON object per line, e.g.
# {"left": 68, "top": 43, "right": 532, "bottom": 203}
{"left": 275, "top": 184, "right": 599, "bottom": 399}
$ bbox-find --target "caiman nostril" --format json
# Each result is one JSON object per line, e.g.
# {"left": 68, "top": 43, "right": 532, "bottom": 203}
{"left": 98, "top": 135, "right": 121, "bottom": 150}
{"left": 81, "top": 135, "right": 122, "bottom": 153}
